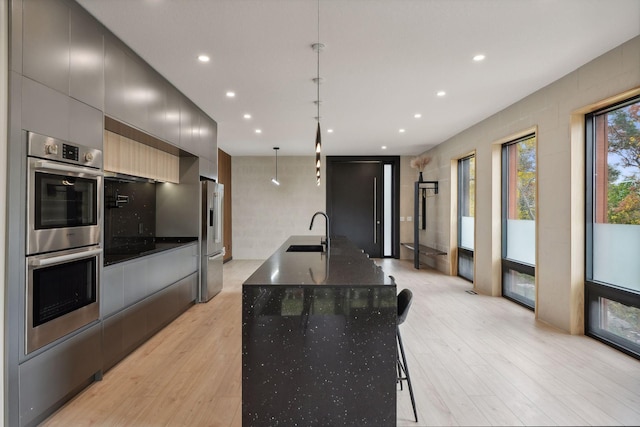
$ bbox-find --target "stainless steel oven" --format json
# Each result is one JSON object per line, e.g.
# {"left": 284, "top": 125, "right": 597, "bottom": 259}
{"left": 26, "top": 245, "right": 101, "bottom": 354}
{"left": 27, "top": 132, "right": 102, "bottom": 255}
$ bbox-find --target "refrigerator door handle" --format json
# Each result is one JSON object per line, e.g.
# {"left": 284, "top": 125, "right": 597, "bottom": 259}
{"left": 208, "top": 250, "right": 225, "bottom": 261}
{"left": 209, "top": 209, "right": 214, "bottom": 227}
{"left": 213, "top": 191, "right": 222, "bottom": 244}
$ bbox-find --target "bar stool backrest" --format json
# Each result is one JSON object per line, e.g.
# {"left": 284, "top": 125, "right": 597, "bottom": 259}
{"left": 397, "top": 288, "right": 413, "bottom": 325}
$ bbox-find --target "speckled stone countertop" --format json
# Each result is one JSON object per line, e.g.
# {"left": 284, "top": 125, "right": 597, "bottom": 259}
{"left": 242, "top": 235, "right": 397, "bottom": 426}
{"left": 243, "top": 235, "right": 395, "bottom": 287}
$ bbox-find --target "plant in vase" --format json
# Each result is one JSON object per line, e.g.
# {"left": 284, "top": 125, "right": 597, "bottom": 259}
{"left": 410, "top": 155, "right": 431, "bottom": 182}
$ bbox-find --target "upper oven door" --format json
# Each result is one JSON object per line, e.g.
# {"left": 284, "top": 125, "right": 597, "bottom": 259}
{"left": 27, "top": 158, "right": 103, "bottom": 255}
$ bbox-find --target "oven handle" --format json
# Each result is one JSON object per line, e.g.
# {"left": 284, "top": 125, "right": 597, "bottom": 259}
{"left": 30, "top": 248, "right": 103, "bottom": 267}
{"left": 33, "top": 160, "right": 102, "bottom": 176}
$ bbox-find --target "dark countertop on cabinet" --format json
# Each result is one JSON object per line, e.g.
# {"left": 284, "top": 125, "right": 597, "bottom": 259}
{"left": 243, "top": 235, "right": 395, "bottom": 287}
{"left": 104, "top": 236, "right": 197, "bottom": 266}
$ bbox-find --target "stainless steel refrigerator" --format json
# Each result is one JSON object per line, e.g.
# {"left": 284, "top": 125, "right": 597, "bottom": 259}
{"left": 199, "top": 180, "right": 224, "bottom": 302}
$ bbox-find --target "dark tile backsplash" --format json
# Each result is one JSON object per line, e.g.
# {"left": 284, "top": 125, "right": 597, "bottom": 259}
{"left": 104, "top": 180, "right": 156, "bottom": 254}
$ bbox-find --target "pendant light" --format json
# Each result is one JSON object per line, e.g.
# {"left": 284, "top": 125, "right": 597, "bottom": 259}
{"left": 271, "top": 147, "right": 280, "bottom": 186}
{"left": 313, "top": 0, "right": 323, "bottom": 186}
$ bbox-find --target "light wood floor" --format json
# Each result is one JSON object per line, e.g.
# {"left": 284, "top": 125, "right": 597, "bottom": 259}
{"left": 42, "top": 259, "right": 640, "bottom": 426}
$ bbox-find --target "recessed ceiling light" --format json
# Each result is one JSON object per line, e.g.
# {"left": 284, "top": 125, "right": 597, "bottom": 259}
{"left": 414, "top": 113, "right": 422, "bottom": 119}
{"left": 255, "top": 129, "right": 262, "bottom": 134}
{"left": 473, "top": 54, "right": 486, "bottom": 62}
{"left": 327, "top": 129, "right": 334, "bottom": 133}
{"left": 243, "top": 113, "right": 252, "bottom": 119}
{"left": 381, "top": 146, "right": 387, "bottom": 150}
{"left": 399, "top": 129, "right": 406, "bottom": 133}
{"left": 226, "top": 91, "right": 236, "bottom": 98}
{"left": 437, "top": 91, "right": 446, "bottom": 97}
{"left": 197, "top": 54, "right": 210, "bottom": 63}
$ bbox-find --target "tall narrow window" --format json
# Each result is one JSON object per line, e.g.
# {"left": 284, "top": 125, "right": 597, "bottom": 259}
{"left": 502, "top": 134, "right": 536, "bottom": 309}
{"left": 586, "top": 96, "right": 640, "bottom": 358}
{"left": 458, "top": 155, "right": 475, "bottom": 282}
{"left": 383, "top": 163, "right": 392, "bottom": 257}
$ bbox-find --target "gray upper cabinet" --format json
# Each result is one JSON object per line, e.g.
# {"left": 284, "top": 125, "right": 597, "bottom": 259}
{"left": 22, "top": 0, "right": 219, "bottom": 157}
{"left": 22, "top": 76, "right": 70, "bottom": 141}
{"left": 69, "top": 100, "right": 103, "bottom": 149}
{"left": 165, "top": 84, "right": 181, "bottom": 146}
{"left": 179, "top": 98, "right": 194, "bottom": 153}
{"left": 147, "top": 73, "right": 167, "bottom": 141}
{"left": 23, "top": 0, "right": 70, "bottom": 95}
{"left": 192, "top": 111, "right": 202, "bottom": 157}
{"left": 179, "top": 104, "right": 219, "bottom": 162}
{"left": 104, "top": 37, "right": 127, "bottom": 122}
{"left": 202, "top": 115, "right": 218, "bottom": 162}
{"left": 70, "top": 7, "right": 104, "bottom": 110}
{"left": 10, "top": 0, "right": 23, "bottom": 73}
{"left": 123, "top": 55, "right": 149, "bottom": 131}
{"left": 22, "top": 76, "right": 103, "bottom": 149}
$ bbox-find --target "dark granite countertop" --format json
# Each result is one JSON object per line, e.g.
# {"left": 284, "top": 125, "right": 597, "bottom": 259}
{"left": 104, "top": 236, "right": 197, "bottom": 266}
{"left": 243, "top": 235, "right": 395, "bottom": 287}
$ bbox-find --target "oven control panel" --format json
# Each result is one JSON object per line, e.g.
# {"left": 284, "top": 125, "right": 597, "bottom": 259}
{"left": 27, "top": 132, "right": 102, "bottom": 169}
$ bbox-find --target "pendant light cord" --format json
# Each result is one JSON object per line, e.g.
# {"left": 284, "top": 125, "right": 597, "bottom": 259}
{"left": 317, "top": 0, "right": 320, "bottom": 122}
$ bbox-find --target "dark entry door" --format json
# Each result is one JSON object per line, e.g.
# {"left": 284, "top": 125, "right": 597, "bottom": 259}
{"left": 328, "top": 161, "right": 382, "bottom": 257}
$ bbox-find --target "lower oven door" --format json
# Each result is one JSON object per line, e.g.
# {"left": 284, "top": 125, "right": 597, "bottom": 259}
{"left": 26, "top": 246, "right": 102, "bottom": 354}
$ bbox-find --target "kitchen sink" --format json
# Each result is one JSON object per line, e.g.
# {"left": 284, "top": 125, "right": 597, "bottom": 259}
{"left": 286, "top": 244, "right": 324, "bottom": 253}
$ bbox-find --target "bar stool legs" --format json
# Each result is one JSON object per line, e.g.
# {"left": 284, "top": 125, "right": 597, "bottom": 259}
{"left": 397, "top": 326, "right": 418, "bottom": 422}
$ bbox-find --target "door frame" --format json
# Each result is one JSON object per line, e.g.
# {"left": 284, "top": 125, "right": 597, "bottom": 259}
{"left": 326, "top": 156, "right": 400, "bottom": 258}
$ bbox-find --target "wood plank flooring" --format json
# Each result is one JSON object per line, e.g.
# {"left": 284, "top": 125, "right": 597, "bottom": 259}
{"left": 41, "top": 259, "right": 640, "bottom": 426}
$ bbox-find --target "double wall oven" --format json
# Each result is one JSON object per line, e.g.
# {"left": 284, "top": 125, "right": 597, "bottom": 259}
{"left": 25, "top": 132, "right": 103, "bottom": 354}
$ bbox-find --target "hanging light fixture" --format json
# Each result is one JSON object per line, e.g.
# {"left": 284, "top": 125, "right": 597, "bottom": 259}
{"left": 313, "top": 0, "right": 323, "bottom": 187}
{"left": 271, "top": 147, "right": 280, "bottom": 186}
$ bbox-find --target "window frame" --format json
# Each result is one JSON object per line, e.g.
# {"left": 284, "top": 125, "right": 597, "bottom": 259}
{"left": 585, "top": 95, "right": 640, "bottom": 359}
{"left": 457, "top": 155, "right": 475, "bottom": 282}
{"left": 501, "top": 134, "right": 537, "bottom": 310}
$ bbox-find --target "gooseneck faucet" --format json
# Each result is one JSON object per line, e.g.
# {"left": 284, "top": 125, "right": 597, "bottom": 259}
{"left": 309, "top": 211, "right": 330, "bottom": 248}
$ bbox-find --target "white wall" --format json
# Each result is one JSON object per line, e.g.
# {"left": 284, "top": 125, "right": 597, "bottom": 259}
{"left": 232, "top": 156, "right": 325, "bottom": 259}
{"left": 417, "top": 35, "right": 640, "bottom": 333}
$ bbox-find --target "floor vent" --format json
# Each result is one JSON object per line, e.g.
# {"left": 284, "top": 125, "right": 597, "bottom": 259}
{"left": 465, "top": 290, "right": 477, "bottom": 295}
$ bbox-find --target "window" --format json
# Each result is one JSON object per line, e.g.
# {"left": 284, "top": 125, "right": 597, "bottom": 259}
{"left": 383, "top": 164, "right": 392, "bottom": 257}
{"left": 502, "top": 134, "right": 536, "bottom": 309}
{"left": 586, "top": 96, "right": 640, "bottom": 358}
{"left": 458, "top": 155, "right": 475, "bottom": 282}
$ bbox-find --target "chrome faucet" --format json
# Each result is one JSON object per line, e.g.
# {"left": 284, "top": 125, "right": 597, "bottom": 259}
{"left": 309, "top": 211, "right": 330, "bottom": 248}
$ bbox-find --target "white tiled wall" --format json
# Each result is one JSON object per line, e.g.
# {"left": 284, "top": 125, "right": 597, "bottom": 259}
{"left": 232, "top": 156, "right": 326, "bottom": 259}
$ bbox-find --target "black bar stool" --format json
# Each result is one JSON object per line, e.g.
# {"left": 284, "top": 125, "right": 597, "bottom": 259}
{"left": 396, "top": 286, "right": 418, "bottom": 422}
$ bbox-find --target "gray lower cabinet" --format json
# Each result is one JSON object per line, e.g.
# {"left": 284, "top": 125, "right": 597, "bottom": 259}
{"left": 102, "top": 243, "right": 198, "bottom": 317}
{"left": 101, "top": 243, "right": 198, "bottom": 371}
{"left": 102, "top": 272, "right": 197, "bottom": 372}
{"left": 19, "top": 323, "right": 102, "bottom": 427}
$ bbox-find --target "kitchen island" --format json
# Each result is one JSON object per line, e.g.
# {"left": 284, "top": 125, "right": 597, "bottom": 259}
{"left": 242, "top": 236, "right": 397, "bottom": 426}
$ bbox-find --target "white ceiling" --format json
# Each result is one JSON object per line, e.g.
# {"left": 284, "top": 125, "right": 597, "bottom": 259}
{"left": 76, "top": 0, "right": 640, "bottom": 157}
